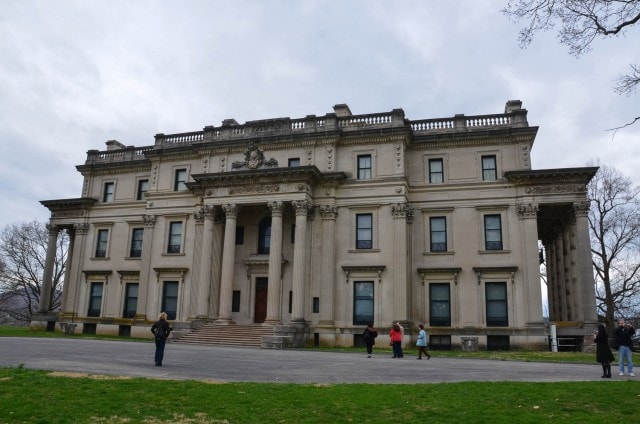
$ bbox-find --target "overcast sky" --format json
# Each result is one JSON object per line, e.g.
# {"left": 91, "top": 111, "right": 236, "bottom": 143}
{"left": 1, "top": 0, "right": 639, "bottom": 230}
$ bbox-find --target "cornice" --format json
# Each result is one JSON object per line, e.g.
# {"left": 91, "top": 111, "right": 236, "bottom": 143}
{"left": 76, "top": 159, "right": 151, "bottom": 175}
{"left": 188, "top": 166, "right": 347, "bottom": 189}
{"left": 411, "top": 127, "right": 538, "bottom": 150}
{"left": 505, "top": 167, "right": 598, "bottom": 186}
{"left": 40, "top": 197, "right": 97, "bottom": 212}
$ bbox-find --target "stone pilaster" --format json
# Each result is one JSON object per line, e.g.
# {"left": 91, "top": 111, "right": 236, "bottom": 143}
{"left": 139, "top": 214, "right": 156, "bottom": 321}
{"left": 391, "top": 203, "right": 410, "bottom": 321}
{"left": 318, "top": 205, "right": 337, "bottom": 326}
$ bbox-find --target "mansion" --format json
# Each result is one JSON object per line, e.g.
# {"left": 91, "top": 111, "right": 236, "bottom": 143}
{"left": 34, "top": 100, "right": 598, "bottom": 350}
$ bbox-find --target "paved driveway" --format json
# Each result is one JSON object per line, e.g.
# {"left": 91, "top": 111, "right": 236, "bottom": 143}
{"left": 0, "top": 337, "right": 619, "bottom": 384}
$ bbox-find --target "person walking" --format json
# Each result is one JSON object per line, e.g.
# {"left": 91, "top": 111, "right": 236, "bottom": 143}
{"left": 363, "top": 323, "right": 378, "bottom": 358}
{"left": 416, "top": 323, "right": 431, "bottom": 360}
{"left": 613, "top": 318, "right": 635, "bottom": 377}
{"left": 151, "top": 312, "right": 172, "bottom": 366}
{"left": 390, "top": 322, "right": 404, "bottom": 358}
{"left": 594, "top": 323, "right": 613, "bottom": 378}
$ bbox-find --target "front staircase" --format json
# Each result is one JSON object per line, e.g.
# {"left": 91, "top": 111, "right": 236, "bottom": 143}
{"left": 174, "top": 323, "right": 275, "bottom": 348}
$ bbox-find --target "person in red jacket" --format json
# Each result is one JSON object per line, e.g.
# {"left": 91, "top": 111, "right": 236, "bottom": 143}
{"left": 390, "top": 322, "right": 404, "bottom": 358}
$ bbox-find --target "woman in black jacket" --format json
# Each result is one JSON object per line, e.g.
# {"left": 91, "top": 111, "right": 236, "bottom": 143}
{"left": 151, "top": 312, "right": 172, "bottom": 366}
{"left": 594, "top": 323, "right": 614, "bottom": 378}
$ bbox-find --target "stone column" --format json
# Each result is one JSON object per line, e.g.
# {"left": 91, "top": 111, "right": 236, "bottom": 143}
{"left": 216, "top": 204, "right": 239, "bottom": 324}
{"left": 189, "top": 208, "right": 205, "bottom": 319}
{"left": 544, "top": 240, "right": 558, "bottom": 321}
{"left": 391, "top": 203, "right": 410, "bottom": 321}
{"left": 208, "top": 212, "right": 224, "bottom": 319}
{"left": 318, "top": 205, "right": 337, "bottom": 326}
{"left": 554, "top": 229, "right": 567, "bottom": 321}
{"left": 64, "top": 223, "right": 88, "bottom": 319}
{"left": 59, "top": 227, "right": 76, "bottom": 313}
{"left": 291, "top": 200, "right": 311, "bottom": 323}
{"left": 38, "top": 224, "right": 60, "bottom": 313}
{"left": 194, "top": 205, "right": 215, "bottom": 319}
{"left": 574, "top": 201, "right": 597, "bottom": 322}
{"left": 265, "top": 201, "right": 284, "bottom": 324}
{"left": 139, "top": 214, "right": 157, "bottom": 321}
{"left": 516, "top": 203, "right": 544, "bottom": 325}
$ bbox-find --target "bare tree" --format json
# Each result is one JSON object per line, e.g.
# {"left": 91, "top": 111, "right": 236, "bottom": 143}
{"left": 587, "top": 163, "right": 640, "bottom": 330}
{"left": 0, "top": 221, "right": 68, "bottom": 324}
{"left": 502, "top": 1, "right": 640, "bottom": 129}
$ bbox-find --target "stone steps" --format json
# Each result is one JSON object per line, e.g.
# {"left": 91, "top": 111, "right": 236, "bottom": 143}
{"left": 174, "top": 323, "right": 274, "bottom": 347}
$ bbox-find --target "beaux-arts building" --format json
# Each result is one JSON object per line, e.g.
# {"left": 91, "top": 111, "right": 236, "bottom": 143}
{"left": 34, "top": 100, "right": 598, "bottom": 350}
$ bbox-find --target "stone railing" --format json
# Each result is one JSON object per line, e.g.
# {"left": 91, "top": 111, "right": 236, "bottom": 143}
{"left": 338, "top": 112, "right": 392, "bottom": 127}
{"left": 85, "top": 146, "right": 153, "bottom": 164}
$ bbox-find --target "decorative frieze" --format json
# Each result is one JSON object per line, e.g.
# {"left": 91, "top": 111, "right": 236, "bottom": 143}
{"left": 524, "top": 185, "right": 585, "bottom": 194}
{"left": 228, "top": 184, "right": 280, "bottom": 195}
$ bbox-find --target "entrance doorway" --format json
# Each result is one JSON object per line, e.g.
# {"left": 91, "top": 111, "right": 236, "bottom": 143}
{"left": 254, "top": 277, "right": 268, "bottom": 323}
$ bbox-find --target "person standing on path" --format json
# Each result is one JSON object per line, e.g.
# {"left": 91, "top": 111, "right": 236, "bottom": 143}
{"left": 594, "top": 323, "right": 613, "bottom": 378}
{"left": 416, "top": 323, "right": 431, "bottom": 360}
{"left": 363, "top": 323, "right": 378, "bottom": 358}
{"left": 390, "top": 322, "right": 404, "bottom": 358}
{"left": 151, "top": 312, "right": 172, "bottom": 367}
{"left": 613, "top": 318, "right": 635, "bottom": 377}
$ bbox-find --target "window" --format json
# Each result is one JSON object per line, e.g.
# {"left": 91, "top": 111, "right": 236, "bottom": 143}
{"left": 258, "top": 217, "right": 271, "bottom": 254}
{"left": 235, "top": 226, "right": 244, "bottom": 245}
{"left": 357, "top": 154, "right": 371, "bottom": 179}
{"left": 429, "top": 217, "right": 447, "bottom": 252}
{"left": 486, "top": 282, "right": 508, "bottom": 326}
{"left": 161, "top": 281, "right": 179, "bottom": 320}
{"left": 232, "top": 290, "right": 241, "bottom": 313}
{"left": 103, "top": 182, "right": 115, "bottom": 202}
{"left": 429, "top": 159, "right": 444, "bottom": 183}
{"left": 130, "top": 228, "right": 144, "bottom": 258}
{"left": 87, "top": 282, "right": 103, "bottom": 317}
{"left": 288, "top": 158, "right": 300, "bottom": 167}
{"left": 429, "top": 284, "right": 451, "bottom": 326}
{"left": 353, "top": 281, "right": 374, "bottom": 325}
{"left": 355, "top": 213, "right": 373, "bottom": 249}
{"left": 174, "top": 169, "right": 187, "bottom": 191}
{"left": 484, "top": 215, "right": 503, "bottom": 250}
{"left": 313, "top": 297, "right": 319, "bottom": 313}
{"left": 167, "top": 222, "right": 182, "bottom": 253}
{"left": 123, "top": 283, "right": 138, "bottom": 318}
{"left": 291, "top": 224, "right": 296, "bottom": 243}
{"left": 288, "top": 291, "right": 293, "bottom": 314}
{"left": 95, "top": 229, "right": 109, "bottom": 258}
{"left": 136, "top": 179, "right": 148, "bottom": 200}
{"left": 481, "top": 155, "right": 497, "bottom": 181}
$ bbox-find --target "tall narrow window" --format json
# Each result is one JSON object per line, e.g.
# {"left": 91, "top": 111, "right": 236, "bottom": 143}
{"left": 429, "top": 217, "right": 447, "bottom": 252}
{"left": 235, "top": 226, "right": 244, "bottom": 245}
{"left": 288, "top": 158, "right": 300, "bottom": 167}
{"left": 481, "top": 155, "right": 497, "bottom": 181}
{"left": 162, "top": 281, "right": 179, "bottom": 320}
{"left": 428, "top": 159, "right": 444, "bottom": 183}
{"left": 357, "top": 154, "right": 372, "bottom": 179}
{"left": 486, "top": 282, "right": 508, "bottom": 326}
{"left": 103, "top": 182, "right": 115, "bottom": 202}
{"left": 167, "top": 222, "right": 182, "bottom": 253}
{"left": 174, "top": 169, "right": 187, "bottom": 191}
{"left": 95, "top": 229, "right": 109, "bottom": 258}
{"left": 484, "top": 215, "right": 503, "bottom": 250}
{"left": 356, "top": 213, "right": 373, "bottom": 249}
{"left": 123, "top": 283, "right": 138, "bottom": 318}
{"left": 130, "top": 228, "right": 144, "bottom": 258}
{"left": 353, "top": 281, "right": 374, "bottom": 325}
{"left": 429, "top": 283, "right": 451, "bottom": 326}
{"left": 258, "top": 216, "right": 271, "bottom": 254}
{"left": 136, "top": 179, "right": 148, "bottom": 200}
{"left": 291, "top": 224, "right": 296, "bottom": 243}
{"left": 87, "top": 282, "right": 103, "bottom": 317}
{"left": 232, "top": 290, "right": 241, "bottom": 313}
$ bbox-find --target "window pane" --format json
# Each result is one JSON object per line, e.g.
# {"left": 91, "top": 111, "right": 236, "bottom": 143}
{"left": 357, "top": 155, "right": 371, "bottom": 179}
{"left": 353, "top": 281, "right": 374, "bottom": 325}
{"left": 174, "top": 169, "right": 187, "bottom": 191}
{"left": 95, "top": 229, "right": 108, "bottom": 257}
{"left": 288, "top": 158, "right": 300, "bottom": 167}
{"left": 356, "top": 214, "right": 372, "bottom": 249}
{"left": 130, "top": 228, "right": 143, "bottom": 257}
{"left": 430, "top": 283, "right": 451, "bottom": 326}
{"left": 162, "top": 281, "right": 179, "bottom": 320}
{"left": 103, "top": 182, "right": 114, "bottom": 202}
{"left": 484, "top": 215, "right": 502, "bottom": 250}
{"left": 486, "top": 282, "right": 508, "bottom": 326}
{"left": 123, "top": 283, "right": 138, "bottom": 318}
{"left": 168, "top": 222, "right": 182, "bottom": 253}
{"left": 429, "top": 159, "right": 444, "bottom": 183}
{"left": 258, "top": 217, "right": 271, "bottom": 254}
{"left": 137, "top": 180, "right": 148, "bottom": 200}
{"left": 430, "top": 217, "right": 447, "bottom": 252}
{"left": 88, "top": 282, "right": 103, "bottom": 317}
{"left": 482, "top": 156, "right": 497, "bottom": 181}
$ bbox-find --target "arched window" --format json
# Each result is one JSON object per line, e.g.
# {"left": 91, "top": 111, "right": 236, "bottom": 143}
{"left": 258, "top": 216, "right": 272, "bottom": 254}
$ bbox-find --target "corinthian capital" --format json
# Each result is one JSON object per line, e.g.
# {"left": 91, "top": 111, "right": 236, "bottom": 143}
{"left": 222, "top": 203, "right": 240, "bottom": 219}
{"left": 292, "top": 200, "right": 311, "bottom": 216}
{"left": 516, "top": 203, "right": 539, "bottom": 219}
{"left": 391, "top": 202, "right": 412, "bottom": 219}
{"left": 573, "top": 201, "right": 590, "bottom": 217}
{"left": 319, "top": 205, "right": 338, "bottom": 220}
{"left": 267, "top": 201, "right": 284, "bottom": 217}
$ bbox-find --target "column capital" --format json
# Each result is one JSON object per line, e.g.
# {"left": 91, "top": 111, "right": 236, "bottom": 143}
{"left": 516, "top": 203, "right": 539, "bottom": 219}
{"left": 573, "top": 201, "right": 590, "bottom": 217}
{"left": 267, "top": 201, "right": 284, "bottom": 217}
{"left": 222, "top": 203, "right": 240, "bottom": 219}
{"left": 319, "top": 205, "right": 338, "bottom": 220}
{"left": 292, "top": 200, "right": 312, "bottom": 216}
{"left": 143, "top": 214, "right": 157, "bottom": 228}
{"left": 391, "top": 202, "right": 412, "bottom": 219}
{"left": 45, "top": 223, "right": 59, "bottom": 235}
{"left": 73, "top": 222, "right": 89, "bottom": 235}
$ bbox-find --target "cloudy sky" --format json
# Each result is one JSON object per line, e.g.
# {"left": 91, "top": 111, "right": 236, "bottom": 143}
{"left": 1, "top": 0, "right": 638, "bottom": 230}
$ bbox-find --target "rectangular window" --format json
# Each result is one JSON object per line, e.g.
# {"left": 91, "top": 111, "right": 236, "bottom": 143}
{"left": 355, "top": 213, "right": 373, "bottom": 249}
{"left": 482, "top": 155, "right": 497, "bottom": 181}
{"left": 288, "top": 291, "right": 293, "bottom": 314}
{"left": 136, "top": 179, "right": 148, "bottom": 201}
{"left": 129, "top": 228, "right": 144, "bottom": 258}
{"left": 232, "top": 290, "right": 241, "bottom": 313}
{"left": 87, "top": 282, "right": 103, "bottom": 317}
{"left": 288, "top": 158, "right": 300, "bottom": 167}
{"left": 167, "top": 222, "right": 182, "bottom": 253}
{"left": 313, "top": 297, "right": 320, "bottom": 313}
{"left": 484, "top": 215, "right": 503, "bottom": 250}
{"left": 103, "top": 182, "right": 115, "bottom": 202}
{"left": 123, "top": 283, "right": 138, "bottom": 318}
{"left": 429, "top": 217, "right": 447, "bottom": 252}
{"left": 162, "top": 281, "right": 179, "bottom": 320}
{"left": 235, "top": 226, "right": 244, "bottom": 245}
{"left": 291, "top": 224, "right": 296, "bottom": 243}
{"left": 429, "top": 159, "right": 444, "bottom": 183}
{"left": 95, "top": 229, "right": 108, "bottom": 258}
{"left": 174, "top": 169, "right": 187, "bottom": 191}
{"left": 429, "top": 283, "right": 451, "bottom": 326}
{"left": 353, "top": 281, "right": 374, "bottom": 325}
{"left": 357, "top": 154, "right": 372, "bottom": 180}
{"left": 486, "top": 282, "right": 508, "bottom": 326}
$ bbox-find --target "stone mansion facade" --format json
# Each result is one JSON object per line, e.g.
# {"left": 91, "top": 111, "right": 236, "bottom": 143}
{"left": 34, "top": 100, "right": 598, "bottom": 350}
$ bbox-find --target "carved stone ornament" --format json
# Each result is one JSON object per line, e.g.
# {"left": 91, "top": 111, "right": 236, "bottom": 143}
{"left": 516, "top": 203, "right": 539, "bottom": 219}
{"left": 143, "top": 214, "right": 157, "bottom": 228}
{"left": 319, "top": 205, "right": 338, "bottom": 220}
{"left": 73, "top": 222, "right": 89, "bottom": 235}
{"left": 573, "top": 201, "right": 590, "bottom": 216}
{"left": 391, "top": 202, "right": 412, "bottom": 218}
{"left": 525, "top": 184, "right": 585, "bottom": 194}
{"left": 232, "top": 142, "right": 278, "bottom": 170}
{"left": 229, "top": 185, "right": 280, "bottom": 195}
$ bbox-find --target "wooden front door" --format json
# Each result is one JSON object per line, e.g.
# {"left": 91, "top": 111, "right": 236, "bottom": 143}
{"left": 254, "top": 277, "right": 268, "bottom": 323}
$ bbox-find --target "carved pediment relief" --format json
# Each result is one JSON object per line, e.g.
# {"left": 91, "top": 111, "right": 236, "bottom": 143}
{"left": 232, "top": 142, "right": 278, "bottom": 170}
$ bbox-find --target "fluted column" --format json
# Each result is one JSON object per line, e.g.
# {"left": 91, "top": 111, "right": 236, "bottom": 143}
{"left": 208, "top": 212, "right": 224, "bottom": 319}
{"left": 64, "top": 223, "right": 88, "bottom": 319}
{"left": 265, "top": 201, "right": 284, "bottom": 324}
{"left": 195, "top": 205, "right": 215, "bottom": 318}
{"left": 291, "top": 200, "right": 311, "bottom": 323}
{"left": 516, "top": 203, "right": 544, "bottom": 325}
{"left": 216, "top": 204, "right": 239, "bottom": 324}
{"left": 38, "top": 224, "right": 59, "bottom": 313}
{"left": 574, "top": 201, "right": 597, "bottom": 322}
{"left": 318, "top": 205, "right": 337, "bottom": 326}
{"left": 140, "top": 214, "right": 157, "bottom": 320}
